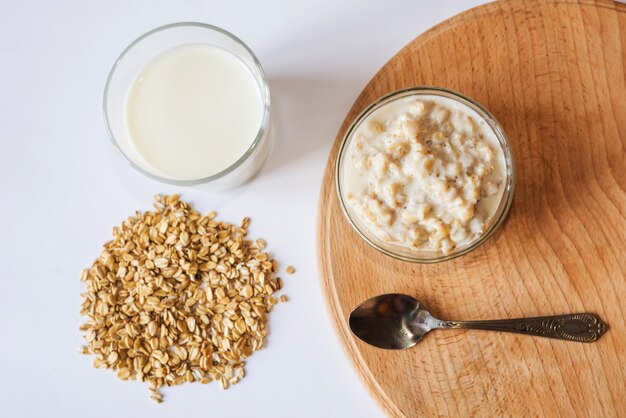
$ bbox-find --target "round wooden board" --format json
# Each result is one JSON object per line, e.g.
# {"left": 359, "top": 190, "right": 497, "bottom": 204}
{"left": 317, "top": 0, "right": 626, "bottom": 416}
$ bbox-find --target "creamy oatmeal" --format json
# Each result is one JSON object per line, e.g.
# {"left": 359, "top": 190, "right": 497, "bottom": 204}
{"left": 341, "top": 94, "right": 506, "bottom": 254}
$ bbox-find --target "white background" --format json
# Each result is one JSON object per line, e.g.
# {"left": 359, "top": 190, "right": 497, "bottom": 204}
{"left": 0, "top": 1, "right": 488, "bottom": 417}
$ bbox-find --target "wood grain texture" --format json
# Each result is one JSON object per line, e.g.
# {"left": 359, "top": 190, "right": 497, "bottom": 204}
{"left": 317, "top": 1, "right": 626, "bottom": 416}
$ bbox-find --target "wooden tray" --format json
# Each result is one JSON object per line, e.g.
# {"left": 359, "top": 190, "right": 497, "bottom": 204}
{"left": 317, "top": 1, "right": 626, "bottom": 416}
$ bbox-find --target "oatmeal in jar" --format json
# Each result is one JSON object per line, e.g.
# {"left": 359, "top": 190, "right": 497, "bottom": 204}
{"left": 341, "top": 94, "right": 506, "bottom": 254}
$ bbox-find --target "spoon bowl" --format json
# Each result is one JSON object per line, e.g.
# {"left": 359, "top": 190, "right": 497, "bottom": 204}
{"left": 349, "top": 294, "right": 444, "bottom": 349}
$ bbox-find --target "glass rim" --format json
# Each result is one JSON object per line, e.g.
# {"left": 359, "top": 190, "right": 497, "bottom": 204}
{"left": 102, "top": 22, "right": 271, "bottom": 186}
{"left": 335, "top": 86, "right": 516, "bottom": 264}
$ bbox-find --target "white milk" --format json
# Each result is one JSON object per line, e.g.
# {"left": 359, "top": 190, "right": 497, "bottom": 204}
{"left": 124, "top": 44, "right": 264, "bottom": 181}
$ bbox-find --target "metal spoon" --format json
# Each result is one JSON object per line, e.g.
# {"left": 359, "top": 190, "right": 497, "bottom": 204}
{"left": 349, "top": 294, "right": 607, "bottom": 349}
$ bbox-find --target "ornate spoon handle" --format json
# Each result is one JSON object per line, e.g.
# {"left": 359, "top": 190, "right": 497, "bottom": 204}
{"left": 446, "top": 313, "right": 607, "bottom": 342}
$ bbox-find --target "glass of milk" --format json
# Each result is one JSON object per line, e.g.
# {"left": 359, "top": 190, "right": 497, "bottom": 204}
{"left": 104, "top": 23, "right": 271, "bottom": 188}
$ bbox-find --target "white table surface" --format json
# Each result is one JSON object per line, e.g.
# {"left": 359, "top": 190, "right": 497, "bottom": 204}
{"left": 0, "top": 1, "right": 489, "bottom": 417}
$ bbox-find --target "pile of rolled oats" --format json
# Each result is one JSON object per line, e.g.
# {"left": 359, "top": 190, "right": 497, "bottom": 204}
{"left": 79, "top": 195, "right": 287, "bottom": 403}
